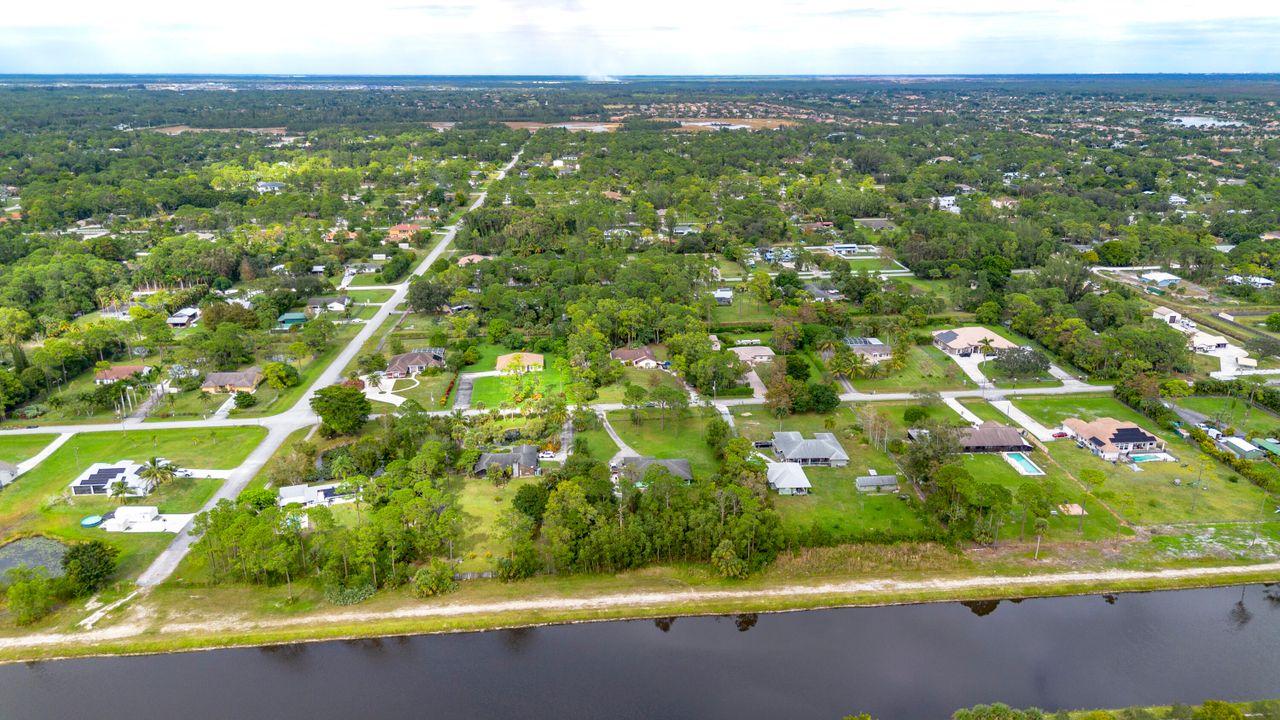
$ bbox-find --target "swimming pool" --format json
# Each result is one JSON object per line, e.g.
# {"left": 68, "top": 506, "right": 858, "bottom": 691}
{"left": 1130, "top": 453, "right": 1176, "bottom": 463}
{"left": 1003, "top": 451, "right": 1046, "bottom": 476}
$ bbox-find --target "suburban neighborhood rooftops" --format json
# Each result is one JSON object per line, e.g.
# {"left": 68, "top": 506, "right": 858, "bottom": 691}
{"left": 475, "top": 445, "right": 540, "bottom": 474}
{"left": 202, "top": 368, "right": 263, "bottom": 390}
{"left": 386, "top": 349, "right": 446, "bottom": 376}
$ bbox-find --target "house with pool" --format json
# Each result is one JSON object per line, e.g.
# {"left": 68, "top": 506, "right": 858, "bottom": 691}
{"left": 1061, "top": 417, "right": 1168, "bottom": 462}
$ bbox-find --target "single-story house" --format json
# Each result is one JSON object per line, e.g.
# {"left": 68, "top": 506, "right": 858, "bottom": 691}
{"left": 730, "top": 346, "right": 776, "bottom": 366}
{"left": 1218, "top": 436, "right": 1265, "bottom": 460}
{"left": 610, "top": 346, "right": 659, "bottom": 369}
{"left": 456, "top": 254, "right": 490, "bottom": 267}
{"left": 932, "top": 327, "right": 1018, "bottom": 357}
{"left": 1152, "top": 306, "right": 1181, "bottom": 325}
{"left": 1260, "top": 231, "right": 1280, "bottom": 241}
{"left": 620, "top": 456, "right": 693, "bottom": 483}
{"left": 1189, "top": 331, "right": 1229, "bottom": 353}
{"left": 256, "top": 181, "right": 285, "bottom": 193}
{"left": 959, "top": 422, "right": 1032, "bottom": 453}
{"left": 474, "top": 445, "right": 541, "bottom": 478}
{"left": 495, "top": 352, "right": 544, "bottom": 373}
{"left": 100, "top": 505, "right": 186, "bottom": 533}
{"left": 277, "top": 312, "right": 308, "bottom": 328}
{"left": 843, "top": 336, "right": 893, "bottom": 363}
{"left": 166, "top": 307, "right": 200, "bottom": 329}
{"left": 68, "top": 461, "right": 149, "bottom": 497}
{"left": 1247, "top": 276, "right": 1275, "bottom": 289}
{"left": 94, "top": 365, "right": 151, "bottom": 385}
{"left": 767, "top": 462, "right": 811, "bottom": 496}
{"left": 385, "top": 349, "right": 446, "bottom": 378}
{"left": 856, "top": 473, "right": 899, "bottom": 492}
{"left": 306, "top": 296, "right": 350, "bottom": 315}
{"left": 1062, "top": 417, "right": 1165, "bottom": 461}
{"left": 712, "top": 288, "right": 734, "bottom": 305}
{"left": 804, "top": 283, "right": 844, "bottom": 302}
{"left": 278, "top": 482, "right": 356, "bottom": 508}
{"left": 202, "top": 368, "right": 263, "bottom": 394}
{"left": 0, "top": 460, "right": 18, "bottom": 487}
{"left": 1140, "top": 271, "right": 1181, "bottom": 287}
{"left": 771, "top": 431, "right": 849, "bottom": 467}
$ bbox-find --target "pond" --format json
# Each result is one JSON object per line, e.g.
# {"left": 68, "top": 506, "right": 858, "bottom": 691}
{"left": 0, "top": 537, "right": 66, "bottom": 578}
{"left": 1, "top": 585, "right": 1279, "bottom": 719}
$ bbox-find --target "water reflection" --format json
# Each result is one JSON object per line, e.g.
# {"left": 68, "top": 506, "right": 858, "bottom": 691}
{"left": 962, "top": 600, "right": 1001, "bottom": 617}
{"left": 733, "top": 614, "right": 758, "bottom": 632}
{"left": 653, "top": 617, "right": 676, "bottom": 632}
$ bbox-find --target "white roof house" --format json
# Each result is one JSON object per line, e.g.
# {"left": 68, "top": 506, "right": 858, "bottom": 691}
{"left": 277, "top": 482, "right": 356, "bottom": 508}
{"left": 1247, "top": 276, "right": 1275, "bottom": 289}
{"left": 712, "top": 288, "right": 734, "bottom": 305}
{"left": 767, "top": 463, "right": 811, "bottom": 496}
{"left": 729, "top": 346, "right": 777, "bottom": 365}
{"left": 101, "top": 506, "right": 194, "bottom": 533}
{"left": 1140, "top": 271, "right": 1181, "bottom": 286}
{"left": 1189, "top": 331, "right": 1229, "bottom": 352}
{"left": 1151, "top": 307, "right": 1180, "bottom": 324}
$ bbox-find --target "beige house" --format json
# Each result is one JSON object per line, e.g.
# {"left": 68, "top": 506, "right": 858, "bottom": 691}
{"left": 1062, "top": 417, "right": 1165, "bottom": 461}
{"left": 729, "top": 346, "right": 776, "bottom": 365}
{"left": 496, "top": 352, "right": 544, "bottom": 373}
{"left": 202, "top": 368, "right": 263, "bottom": 394}
{"left": 932, "top": 327, "right": 1018, "bottom": 357}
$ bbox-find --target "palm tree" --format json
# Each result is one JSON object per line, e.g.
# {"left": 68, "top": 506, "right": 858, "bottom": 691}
{"left": 110, "top": 479, "right": 131, "bottom": 504}
{"left": 1033, "top": 517, "right": 1049, "bottom": 560}
{"left": 978, "top": 337, "right": 996, "bottom": 357}
{"left": 138, "top": 457, "right": 178, "bottom": 493}
{"left": 817, "top": 337, "right": 840, "bottom": 361}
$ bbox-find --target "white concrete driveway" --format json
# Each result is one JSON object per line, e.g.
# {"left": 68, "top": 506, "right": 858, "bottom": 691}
{"left": 989, "top": 400, "right": 1057, "bottom": 442}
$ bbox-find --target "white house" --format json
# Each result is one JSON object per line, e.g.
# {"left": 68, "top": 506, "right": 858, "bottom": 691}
{"left": 277, "top": 482, "right": 356, "bottom": 508}
{"left": 766, "top": 462, "right": 811, "bottom": 496}
{"left": 1189, "top": 331, "right": 1229, "bottom": 353}
{"left": 1140, "top": 271, "right": 1181, "bottom": 287}
{"left": 1151, "top": 307, "right": 1181, "bottom": 325}
{"left": 166, "top": 307, "right": 200, "bottom": 329}
{"left": 1247, "top": 276, "right": 1275, "bottom": 289}
{"left": 729, "top": 346, "right": 777, "bottom": 366}
{"left": 68, "top": 461, "right": 150, "bottom": 497}
{"left": 932, "top": 196, "right": 961, "bottom": 214}
{"left": 101, "top": 506, "right": 193, "bottom": 533}
{"left": 712, "top": 288, "right": 734, "bottom": 305}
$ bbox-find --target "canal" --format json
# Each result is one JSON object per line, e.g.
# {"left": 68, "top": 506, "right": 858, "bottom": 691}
{"left": 1, "top": 585, "right": 1278, "bottom": 719}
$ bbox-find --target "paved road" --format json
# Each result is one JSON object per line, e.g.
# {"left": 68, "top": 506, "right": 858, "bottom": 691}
{"left": 135, "top": 149, "right": 525, "bottom": 587}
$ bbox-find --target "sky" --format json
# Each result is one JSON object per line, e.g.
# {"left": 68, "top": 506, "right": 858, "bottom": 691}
{"left": 2, "top": 0, "right": 1279, "bottom": 75}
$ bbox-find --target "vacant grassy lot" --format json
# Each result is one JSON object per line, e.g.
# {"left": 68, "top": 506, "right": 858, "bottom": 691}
{"left": 451, "top": 475, "right": 536, "bottom": 572}
{"left": 346, "top": 289, "right": 395, "bottom": 304}
{"left": 606, "top": 408, "right": 720, "bottom": 479}
{"left": 977, "top": 360, "right": 1062, "bottom": 389}
{"left": 957, "top": 453, "right": 1121, "bottom": 542}
{"left": 595, "top": 367, "right": 685, "bottom": 404}
{"left": 460, "top": 343, "right": 512, "bottom": 372}
{"left": 843, "top": 256, "right": 899, "bottom": 271}
{"left": 958, "top": 399, "right": 1009, "bottom": 424}
{"left": 389, "top": 374, "right": 456, "bottom": 410}
{"left": 469, "top": 363, "right": 565, "bottom": 409}
{"left": 0, "top": 434, "right": 58, "bottom": 464}
{"left": 1010, "top": 393, "right": 1146, "bottom": 428}
{"left": 710, "top": 293, "right": 775, "bottom": 324}
{"left": 850, "top": 345, "right": 971, "bottom": 393}
{"left": 1177, "top": 395, "right": 1280, "bottom": 437}
{"left": 574, "top": 428, "right": 619, "bottom": 462}
{"left": 145, "top": 389, "right": 225, "bottom": 422}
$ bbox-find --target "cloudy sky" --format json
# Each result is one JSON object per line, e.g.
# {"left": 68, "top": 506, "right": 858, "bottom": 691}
{"left": 2, "top": 0, "right": 1278, "bottom": 75}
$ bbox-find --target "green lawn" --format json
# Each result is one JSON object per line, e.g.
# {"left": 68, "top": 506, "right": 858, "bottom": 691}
{"left": 469, "top": 363, "right": 566, "bottom": 409}
{"left": 0, "top": 427, "right": 263, "bottom": 581}
{"left": 606, "top": 408, "right": 721, "bottom": 479}
{"left": 850, "top": 345, "right": 971, "bottom": 393}
{"left": 977, "top": 360, "right": 1062, "bottom": 389}
{"left": 145, "top": 390, "right": 225, "bottom": 422}
{"left": 958, "top": 399, "right": 1009, "bottom": 424}
{"left": 844, "top": 256, "right": 899, "bottom": 271}
{"left": 595, "top": 367, "right": 685, "bottom": 404}
{"left": 957, "top": 453, "right": 1121, "bottom": 542}
{"left": 460, "top": 343, "right": 512, "bottom": 372}
{"left": 772, "top": 475, "right": 931, "bottom": 539}
{"left": 711, "top": 293, "right": 775, "bottom": 324}
{"left": 1177, "top": 395, "right": 1280, "bottom": 437}
{"left": 0, "top": 434, "right": 58, "bottom": 464}
{"left": 451, "top": 475, "right": 536, "bottom": 572}
{"left": 346, "top": 289, "right": 395, "bottom": 303}
{"left": 1011, "top": 393, "right": 1279, "bottom": 524}
{"left": 574, "top": 428, "right": 619, "bottom": 461}
{"left": 389, "top": 373, "right": 456, "bottom": 410}
{"left": 232, "top": 325, "right": 363, "bottom": 417}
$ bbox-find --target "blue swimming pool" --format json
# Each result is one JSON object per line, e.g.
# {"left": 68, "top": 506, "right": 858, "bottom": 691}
{"left": 1004, "top": 451, "right": 1045, "bottom": 475}
{"left": 1131, "top": 453, "right": 1174, "bottom": 463}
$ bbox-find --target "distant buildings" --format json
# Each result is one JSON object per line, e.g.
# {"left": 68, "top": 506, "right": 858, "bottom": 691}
{"left": 1140, "top": 271, "right": 1181, "bottom": 288}
{"left": 712, "top": 288, "right": 734, "bottom": 305}
{"left": 165, "top": 307, "right": 200, "bottom": 329}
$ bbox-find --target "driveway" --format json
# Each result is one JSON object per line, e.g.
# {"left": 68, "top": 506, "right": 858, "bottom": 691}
{"left": 989, "top": 399, "right": 1057, "bottom": 442}
{"left": 943, "top": 397, "right": 982, "bottom": 425}
{"left": 597, "top": 412, "right": 638, "bottom": 466}
{"left": 453, "top": 376, "right": 476, "bottom": 409}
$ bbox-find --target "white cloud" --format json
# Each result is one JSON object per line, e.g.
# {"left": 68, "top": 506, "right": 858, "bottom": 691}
{"left": 1, "top": 0, "right": 1277, "bottom": 73}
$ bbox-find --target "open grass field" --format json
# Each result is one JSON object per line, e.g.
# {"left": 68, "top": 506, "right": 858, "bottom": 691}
{"left": 390, "top": 373, "right": 456, "bottom": 410}
{"left": 1177, "top": 395, "right": 1280, "bottom": 436}
{"left": 469, "top": 363, "right": 566, "bottom": 409}
{"left": 958, "top": 399, "right": 1009, "bottom": 424}
{"left": 594, "top": 367, "right": 685, "bottom": 404}
{"left": 145, "top": 388, "right": 225, "bottom": 422}
{"left": 346, "top": 289, "right": 395, "bottom": 303}
{"left": 0, "top": 434, "right": 58, "bottom": 464}
{"left": 606, "top": 408, "right": 721, "bottom": 478}
{"left": 849, "top": 345, "right": 972, "bottom": 393}
{"left": 710, "top": 293, "right": 775, "bottom": 324}
{"left": 843, "top": 256, "right": 900, "bottom": 271}
{"left": 450, "top": 475, "right": 536, "bottom": 572}
{"left": 977, "top": 360, "right": 1062, "bottom": 389}
{"left": 574, "top": 427, "right": 620, "bottom": 462}
{"left": 0, "top": 427, "right": 264, "bottom": 580}
{"left": 460, "top": 343, "right": 511, "bottom": 372}
{"left": 957, "top": 453, "right": 1122, "bottom": 542}
{"left": 772, "top": 475, "right": 931, "bottom": 538}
